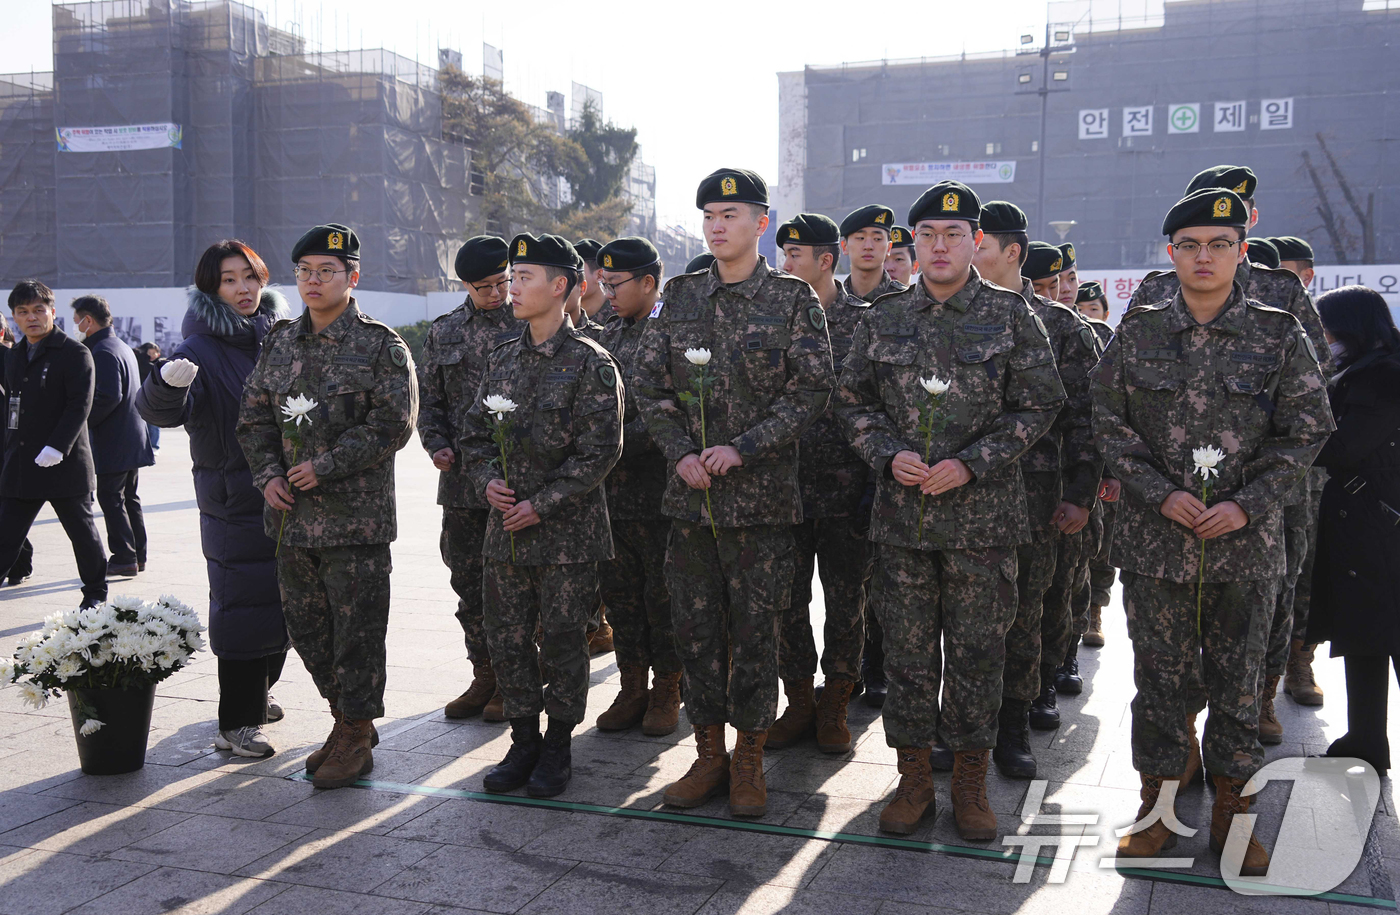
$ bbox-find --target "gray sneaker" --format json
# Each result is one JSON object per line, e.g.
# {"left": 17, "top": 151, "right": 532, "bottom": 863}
{"left": 267, "top": 693, "right": 284, "bottom": 722}
{"left": 216, "top": 726, "right": 275, "bottom": 758}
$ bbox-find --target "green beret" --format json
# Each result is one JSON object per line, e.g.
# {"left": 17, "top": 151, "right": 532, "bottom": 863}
{"left": 1162, "top": 188, "right": 1249, "bottom": 236}
{"left": 696, "top": 167, "right": 768, "bottom": 208}
{"left": 1023, "top": 241, "right": 1066, "bottom": 281}
{"left": 839, "top": 205, "right": 896, "bottom": 237}
{"left": 454, "top": 235, "right": 510, "bottom": 283}
{"left": 1058, "top": 242, "right": 1077, "bottom": 271}
{"left": 1075, "top": 281, "right": 1106, "bottom": 304}
{"left": 509, "top": 233, "right": 579, "bottom": 270}
{"left": 889, "top": 225, "right": 915, "bottom": 248}
{"left": 979, "top": 201, "right": 1028, "bottom": 234}
{"left": 1246, "top": 237, "right": 1280, "bottom": 269}
{"left": 1271, "top": 235, "right": 1314, "bottom": 261}
{"left": 597, "top": 236, "right": 659, "bottom": 272}
{"left": 292, "top": 223, "right": 359, "bottom": 263}
{"left": 1185, "top": 164, "right": 1258, "bottom": 201}
{"left": 908, "top": 181, "right": 981, "bottom": 228}
{"left": 685, "top": 252, "right": 716, "bottom": 273}
{"left": 573, "top": 238, "right": 603, "bottom": 264}
{"left": 778, "top": 213, "right": 840, "bottom": 246}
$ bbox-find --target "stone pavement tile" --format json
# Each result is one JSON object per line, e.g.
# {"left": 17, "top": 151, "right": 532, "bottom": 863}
{"left": 371, "top": 843, "right": 576, "bottom": 912}
{"left": 111, "top": 813, "right": 313, "bottom": 875}
{"left": 414, "top": 752, "right": 498, "bottom": 791}
{"left": 264, "top": 786, "right": 447, "bottom": 835}
{"left": 656, "top": 829, "right": 837, "bottom": 888}
{"left": 518, "top": 810, "right": 694, "bottom": 868}
{"left": 0, "top": 799, "right": 191, "bottom": 856}
{"left": 568, "top": 732, "right": 676, "bottom": 777}
{"left": 376, "top": 718, "right": 467, "bottom": 752}
{"left": 1146, "top": 881, "right": 1332, "bottom": 914}
{"left": 143, "top": 772, "right": 317, "bottom": 820}
{"left": 763, "top": 756, "right": 899, "bottom": 801}
{"left": 517, "top": 862, "right": 723, "bottom": 915}
{"left": 39, "top": 761, "right": 225, "bottom": 806}
{"left": 384, "top": 690, "right": 465, "bottom": 721}
{"left": 659, "top": 788, "right": 811, "bottom": 824}
{"left": 235, "top": 827, "right": 441, "bottom": 891}
{"left": 66, "top": 866, "right": 288, "bottom": 914}
{"left": 411, "top": 721, "right": 516, "bottom": 761}
{"left": 248, "top": 884, "right": 437, "bottom": 915}
{"left": 0, "top": 746, "right": 86, "bottom": 794}
{"left": 695, "top": 883, "right": 882, "bottom": 915}
{"left": 158, "top": 673, "right": 223, "bottom": 702}
{"left": 385, "top": 795, "right": 566, "bottom": 851}
{"left": 0, "top": 709, "right": 54, "bottom": 740}
{"left": 0, "top": 848, "right": 158, "bottom": 915}
{"left": 0, "top": 788, "right": 79, "bottom": 833}
{"left": 780, "top": 793, "right": 940, "bottom": 843}
{"left": 1029, "top": 749, "right": 1110, "bottom": 787}
{"left": 875, "top": 902, "right": 992, "bottom": 915}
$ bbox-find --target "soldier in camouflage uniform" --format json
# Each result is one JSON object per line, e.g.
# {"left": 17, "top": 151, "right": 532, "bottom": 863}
{"left": 457, "top": 233, "right": 624, "bottom": 799}
{"left": 592, "top": 236, "right": 683, "bottom": 737}
{"left": 575, "top": 238, "right": 617, "bottom": 328}
{"left": 1096, "top": 189, "right": 1332, "bottom": 873}
{"left": 237, "top": 224, "right": 419, "bottom": 789}
{"left": 842, "top": 211, "right": 906, "bottom": 305}
{"left": 836, "top": 181, "right": 1065, "bottom": 840}
{"left": 1054, "top": 242, "right": 1080, "bottom": 307}
{"left": 565, "top": 251, "right": 608, "bottom": 345}
{"left": 631, "top": 168, "right": 834, "bottom": 818}
{"left": 884, "top": 225, "right": 918, "bottom": 288}
{"left": 1074, "top": 281, "right": 1119, "bottom": 649}
{"left": 1128, "top": 167, "right": 1333, "bottom": 743}
{"left": 767, "top": 210, "right": 873, "bottom": 755}
{"left": 418, "top": 236, "right": 524, "bottom": 722}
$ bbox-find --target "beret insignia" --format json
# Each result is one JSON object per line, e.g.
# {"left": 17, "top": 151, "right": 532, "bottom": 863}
{"left": 602, "top": 254, "right": 613, "bottom": 268}
{"left": 1065, "top": 244, "right": 1075, "bottom": 261}
{"left": 874, "top": 212, "right": 887, "bottom": 224}
{"left": 942, "top": 192, "right": 959, "bottom": 212}
{"left": 807, "top": 304, "right": 826, "bottom": 332}
{"left": 892, "top": 228, "right": 905, "bottom": 243}
{"left": 517, "top": 239, "right": 528, "bottom": 256}
{"left": 1214, "top": 196, "right": 1233, "bottom": 218}
{"left": 327, "top": 231, "right": 344, "bottom": 251}
{"left": 788, "top": 227, "right": 800, "bottom": 239}
{"left": 1234, "top": 180, "right": 1250, "bottom": 194}
{"left": 1050, "top": 256, "right": 1063, "bottom": 273}
{"left": 721, "top": 176, "right": 738, "bottom": 196}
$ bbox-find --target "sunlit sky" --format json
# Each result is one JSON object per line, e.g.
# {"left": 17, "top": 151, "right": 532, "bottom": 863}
{"left": 9, "top": 0, "right": 1130, "bottom": 232}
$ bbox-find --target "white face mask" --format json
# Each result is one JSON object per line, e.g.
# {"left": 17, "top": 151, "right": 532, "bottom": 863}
{"left": 1329, "top": 340, "right": 1349, "bottom": 360}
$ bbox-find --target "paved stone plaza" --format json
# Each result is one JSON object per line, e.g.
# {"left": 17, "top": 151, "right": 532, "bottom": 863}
{"left": 0, "top": 427, "right": 1396, "bottom": 915}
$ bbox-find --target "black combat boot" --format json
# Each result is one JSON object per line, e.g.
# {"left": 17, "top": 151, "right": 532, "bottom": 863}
{"left": 992, "top": 699, "right": 1037, "bottom": 779}
{"left": 861, "top": 635, "right": 888, "bottom": 709}
{"left": 483, "top": 716, "right": 542, "bottom": 793}
{"left": 1055, "top": 636, "right": 1083, "bottom": 695}
{"left": 1029, "top": 664, "right": 1060, "bottom": 730}
{"left": 930, "top": 735, "right": 955, "bottom": 771}
{"left": 526, "top": 718, "right": 574, "bottom": 797}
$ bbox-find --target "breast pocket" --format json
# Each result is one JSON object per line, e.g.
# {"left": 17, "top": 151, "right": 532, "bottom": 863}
{"left": 740, "top": 330, "right": 788, "bottom": 393}
{"left": 533, "top": 384, "right": 577, "bottom": 450}
{"left": 1126, "top": 363, "right": 1182, "bottom": 420}
{"left": 954, "top": 333, "right": 1016, "bottom": 400}
{"left": 323, "top": 371, "right": 375, "bottom": 430}
{"left": 1222, "top": 364, "right": 1278, "bottom": 432}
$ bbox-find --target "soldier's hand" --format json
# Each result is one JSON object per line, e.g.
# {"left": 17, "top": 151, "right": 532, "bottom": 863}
{"left": 700, "top": 445, "right": 743, "bottom": 475}
{"left": 891, "top": 450, "right": 930, "bottom": 487}
{"left": 1159, "top": 490, "right": 1205, "bottom": 528}
{"left": 502, "top": 499, "right": 541, "bottom": 531}
{"left": 288, "top": 461, "right": 319, "bottom": 491}
{"left": 920, "top": 459, "right": 973, "bottom": 496}
{"left": 485, "top": 479, "right": 517, "bottom": 512}
{"left": 1193, "top": 500, "right": 1249, "bottom": 540}
{"left": 1051, "top": 501, "right": 1090, "bottom": 534}
{"left": 1099, "top": 479, "right": 1122, "bottom": 502}
{"left": 264, "top": 477, "right": 295, "bottom": 510}
{"left": 677, "top": 453, "right": 711, "bottom": 490}
{"left": 432, "top": 447, "right": 455, "bottom": 471}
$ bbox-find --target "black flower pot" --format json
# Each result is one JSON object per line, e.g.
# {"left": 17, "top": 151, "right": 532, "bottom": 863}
{"left": 66, "top": 684, "right": 157, "bottom": 775}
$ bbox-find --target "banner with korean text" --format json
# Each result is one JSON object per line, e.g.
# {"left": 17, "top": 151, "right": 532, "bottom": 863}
{"left": 882, "top": 161, "right": 1016, "bottom": 185}
{"left": 57, "top": 123, "right": 183, "bottom": 153}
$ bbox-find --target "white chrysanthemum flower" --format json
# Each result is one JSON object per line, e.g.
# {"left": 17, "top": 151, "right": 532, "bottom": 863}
{"left": 1193, "top": 445, "right": 1225, "bottom": 480}
{"left": 483, "top": 395, "right": 519, "bottom": 420}
{"left": 919, "top": 375, "right": 951, "bottom": 396}
{"left": 280, "top": 394, "right": 318, "bottom": 427}
{"left": 0, "top": 658, "right": 15, "bottom": 682}
{"left": 109, "top": 595, "right": 145, "bottom": 612}
{"left": 17, "top": 681, "right": 48, "bottom": 709}
{"left": 53, "top": 657, "right": 84, "bottom": 681}
{"left": 78, "top": 718, "right": 104, "bottom": 736}
{"left": 684, "top": 348, "right": 712, "bottom": 366}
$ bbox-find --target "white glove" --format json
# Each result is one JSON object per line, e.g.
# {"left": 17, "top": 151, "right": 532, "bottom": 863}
{"left": 35, "top": 446, "right": 63, "bottom": 468}
{"left": 161, "top": 358, "right": 199, "bottom": 387}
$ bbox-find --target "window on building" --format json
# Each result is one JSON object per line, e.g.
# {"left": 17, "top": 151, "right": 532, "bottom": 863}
{"left": 986, "top": 142, "right": 1002, "bottom": 155}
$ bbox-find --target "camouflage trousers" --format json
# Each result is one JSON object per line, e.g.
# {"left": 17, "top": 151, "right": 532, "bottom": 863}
{"left": 1292, "top": 485, "right": 1325, "bottom": 644}
{"left": 277, "top": 542, "right": 392, "bottom": 720}
{"left": 1266, "top": 498, "right": 1312, "bottom": 679}
{"left": 665, "top": 521, "right": 794, "bottom": 732}
{"left": 598, "top": 519, "right": 680, "bottom": 674}
{"left": 441, "top": 507, "right": 490, "bottom": 663}
{"left": 1044, "top": 529, "right": 1088, "bottom": 665}
{"left": 1121, "top": 572, "right": 1276, "bottom": 781}
{"left": 1003, "top": 536, "right": 1058, "bottom": 701}
{"left": 1088, "top": 499, "right": 1118, "bottom": 609}
{"left": 483, "top": 559, "right": 597, "bottom": 724}
{"left": 869, "top": 543, "right": 1018, "bottom": 750}
{"left": 779, "top": 517, "right": 869, "bottom": 683}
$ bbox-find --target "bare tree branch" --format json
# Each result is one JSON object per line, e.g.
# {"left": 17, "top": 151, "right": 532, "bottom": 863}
{"left": 1300, "top": 150, "right": 1348, "bottom": 265}
{"left": 1316, "top": 133, "right": 1376, "bottom": 263}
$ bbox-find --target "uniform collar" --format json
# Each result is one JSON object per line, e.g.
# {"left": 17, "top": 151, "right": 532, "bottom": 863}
{"left": 472, "top": 301, "right": 511, "bottom": 325}
{"left": 843, "top": 271, "right": 899, "bottom": 302}
{"left": 297, "top": 297, "right": 360, "bottom": 342}
{"left": 913, "top": 266, "right": 981, "bottom": 314}
{"left": 1235, "top": 257, "right": 1254, "bottom": 288}
{"left": 1166, "top": 284, "right": 1248, "bottom": 336}
{"left": 520, "top": 318, "right": 574, "bottom": 357}
{"left": 703, "top": 255, "right": 770, "bottom": 300}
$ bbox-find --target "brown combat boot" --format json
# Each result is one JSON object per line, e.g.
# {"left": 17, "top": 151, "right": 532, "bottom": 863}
{"left": 1181, "top": 712, "right": 1203, "bottom": 790}
{"left": 1083, "top": 605, "right": 1105, "bottom": 648}
{"left": 951, "top": 750, "right": 997, "bottom": 841}
{"left": 1210, "top": 775, "right": 1271, "bottom": 876}
{"left": 1284, "top": 639, "right": 1324, "bottom": 706}
{"left": 1117, "top": 773, "right": 1180, "bottom": 857}
{"left": 814, "top": 679, "right": 855, "bottom": 753}
{"left": 663, "top": 724, "right": 729, "bottom": 807}
{"left": 766, "top": 677, "right": 815, "bottom": 749}
{"left": 878, "top": 747, "right": 936, "bottom": 835}
{"left": 588, "top": 610, "right": 614, "bottom": 656}
{"left": 311, "top": 718, "right": 375, "bottom": 789}
{"left": 642, "top": 671, "right": 683, "bottom": 736}
{"left": 445, "top": 660, "right": 497, "bottom": 719}
{"left": 482, "top": 688, "right": 507, "bottom": 722}
{"left": 1258, "top": 674, "right": 1283, "bottom": 745}
{"left": 306, "top": 700, "right": 378, "bottom": 774}
{"left": 729, "top": 730, "right": 768, "bottom": 817}
{"left": 597, "top": 665, "right": 649, "bottom": 731}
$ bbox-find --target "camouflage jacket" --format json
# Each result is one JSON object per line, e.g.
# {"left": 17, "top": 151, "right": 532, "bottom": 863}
{"left": 1091, "top": 288, "right": 1334, "bottom": 582}
{"left": 1017, "top": 280, "right": 1103, "bottom": 527}
{"left": 416, "top": 300, "right": 524, "bottom": 508}
{"left": 457, "top": 322, "right": 624, "bottom": 564}
{"left": 631, "top": 256, "right": 836, "bottom": 527}
{"left": 589, "top": 301, "right": 617, "bottom": 326}
{"left": 800, "top": 283, "right": 873, "bottom": 518}
{"left": 844, "top": 271, "right": 907, "bottom": 304}
{"left": 835, "top": 267, "right": 1066, "bottom": 551}
{"left": 1085, "top": 316, "right": 1117, "bottom": 482}
{"left": 599, "top": 312, "right": 667, "bottom": 521}
{"left": 571, "top": 313, "right": 606, "bottom": 342}
{"left": 237, "top": 299, "right": 419, "bottom": 547}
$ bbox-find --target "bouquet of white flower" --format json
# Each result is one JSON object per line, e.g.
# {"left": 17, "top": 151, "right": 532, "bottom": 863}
{"left": 2, "top": 595, "right": 206, "bottom": 735}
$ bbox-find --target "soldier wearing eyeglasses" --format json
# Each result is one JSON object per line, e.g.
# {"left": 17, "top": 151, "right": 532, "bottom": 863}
{"left": 1094, "top": 189, "right": 1332, "bottom": 873}
{"left": 417, "top": 236, "right": 524, "bottom": 723}
{"left": 237, "top": 223, "right": 419, "bottom": 789}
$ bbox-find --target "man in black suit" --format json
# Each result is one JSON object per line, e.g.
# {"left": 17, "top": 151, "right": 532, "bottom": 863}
{"left": 0, "top": 281, "right": 107, "bottom": 608}
{"left": 74, "top": 296, "right": 153, "bottom": 577}
{"left": 0, "top": 313, "right": 33, "bottom": 586}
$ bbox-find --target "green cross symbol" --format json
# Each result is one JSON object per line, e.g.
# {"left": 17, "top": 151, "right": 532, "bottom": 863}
{"left": 1171, "top": 106, "right": 1197, "bottom": 131}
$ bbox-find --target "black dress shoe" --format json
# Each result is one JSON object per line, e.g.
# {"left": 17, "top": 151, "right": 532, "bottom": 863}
{"left": 993, "top": 700, "right": 1038, "bottom": 779}
{"left": 5, "top": 571, "right": 32, "bottom": 586}
{"left": 107, "top": 561, "right": 139, "bottom": 578}
{"left": 525, "top": 733, "right": 573, "bottom": 797}
{"left": 482, "top": 735, "right": 542, "bottom": 793}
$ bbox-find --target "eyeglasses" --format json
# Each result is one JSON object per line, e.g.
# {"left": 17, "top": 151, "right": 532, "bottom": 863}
{"left": 295, "top": 265, "right": 349, "bottom": 283}
{"left": 471, "top": 278, "right": 510, "bottom": 296}
{"left": 598, "top": 275, "right": 644, "bottom": 296}
{"left": 1170, "top": 240, "right": 1241, "bottom": 258}
{"left": 915, "top": 230, "right": 969, "bottom": 246}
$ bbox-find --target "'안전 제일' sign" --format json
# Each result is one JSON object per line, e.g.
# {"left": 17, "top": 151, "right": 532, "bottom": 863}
{"left": 56, "top": 123, "right": 183, "bottom": 153}
{"left": 883, "top": 161, "right": 1016, "bottom": 185}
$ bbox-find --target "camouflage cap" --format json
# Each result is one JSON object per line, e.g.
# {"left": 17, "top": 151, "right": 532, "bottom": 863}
{"left": 889, "top": 225, "right": 915, "bottom": 249}
{"left": 908, "top": 181, "right": 981, "bottom": 228}
{"left": 1162, "top": 188, "right": 1249, "bottom": 236}
{"left": 454, "top": 235, "right": 509, "bottom": 283}
{"left": 1185, "top": 164, "right": 1258, "bottom": 201}
{"left": 696, "top": 167, "right": 768, "bottom": 208}
{"left": 292, "top": 223, "right": 359, "bottom": 263}
{"left": 1023, "top": 241, "right": 1065, "bottom": 281}
{"left": 979, "top": 201, "right": 1028, "bottom": 234}
{"left": 839, "top": 204, "right": 896, "bottom": 237}
{"left": 778, "top": 213, "right": 841, "bottom": 246}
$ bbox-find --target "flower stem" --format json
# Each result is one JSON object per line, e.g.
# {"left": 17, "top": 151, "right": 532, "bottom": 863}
{"left": 916, "top": 395, "right": 938, "bottom": 546}
{"left": 1196, "top": 480, "right": 1210, "bottom": 633}
{"left": 498, "top": 429, "right": 515, "bottom": 563}
{"left": 699, "top": 370, "right": 717, "bottom": 539}
{"left": 275, "top": 443, "right": 296, "bottom": 557}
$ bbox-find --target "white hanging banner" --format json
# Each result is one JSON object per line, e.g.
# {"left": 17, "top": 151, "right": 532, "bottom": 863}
{"left": 57, "top": 123, "right": 183, "bottom": 153}
{"left": 881, "top": 161, "right": 1017, "bottom": 185}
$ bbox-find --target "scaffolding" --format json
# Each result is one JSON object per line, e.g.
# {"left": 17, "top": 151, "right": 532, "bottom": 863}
{"left": 0, "top": 73, "right": 56, "bottom": 282}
